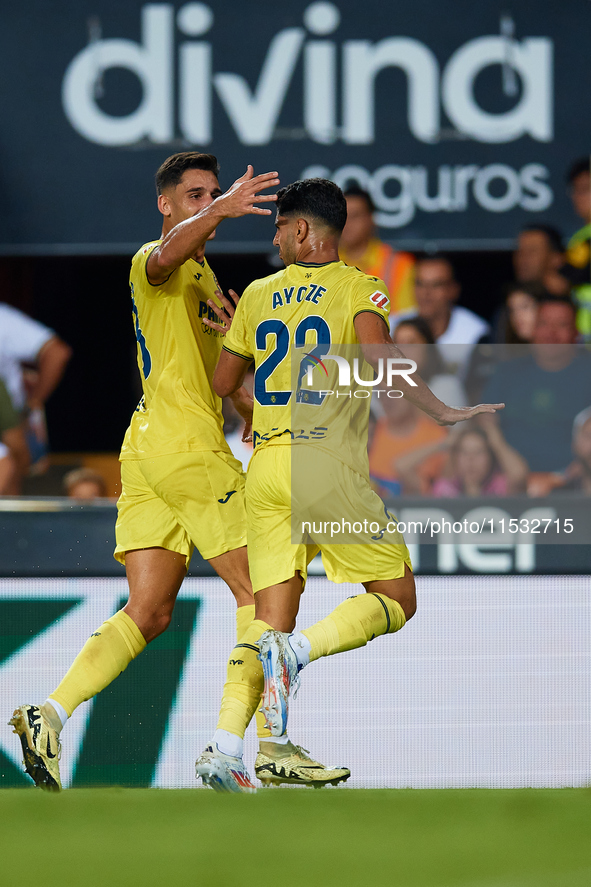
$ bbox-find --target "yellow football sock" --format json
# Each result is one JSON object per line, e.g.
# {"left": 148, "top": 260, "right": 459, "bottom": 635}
{"left": 302, "top": 593, "right": 406, "bottom": 662}
{"left": 235, "top": 604, "right": 255, "bottom": 642}
{"left": 236, "top": 606, "right": 271, "bottom": 741}
{"left": 217, "top": 618, "right": 271, "bottom": 740}
{"left": 49, "top": 610, "right": 146, "bottom": 717}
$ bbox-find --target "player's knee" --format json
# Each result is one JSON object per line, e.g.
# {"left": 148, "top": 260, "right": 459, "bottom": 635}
{"left": 142, "top": 609, "right": 173, "bottom": 643}
{"left": 403, "top": 591, "right": 417, "bottom": 621}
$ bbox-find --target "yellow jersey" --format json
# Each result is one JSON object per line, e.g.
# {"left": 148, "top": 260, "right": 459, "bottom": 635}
{"left": 224, "top": 259, "right": 390, "bottom": 476}
{"left": 120, "top": 240, "right": 228, "bottom": 460}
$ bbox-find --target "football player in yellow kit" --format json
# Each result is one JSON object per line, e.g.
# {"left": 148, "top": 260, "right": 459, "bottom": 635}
{"left": 9, "top": 152, "right": 283, "bottom": 792}
{"left": 196, "top": 179, "right": 504, "bottom": 790}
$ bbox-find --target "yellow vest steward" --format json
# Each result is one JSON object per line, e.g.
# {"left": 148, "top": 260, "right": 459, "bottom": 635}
{"left": 120, "top": 240, "right": 228, "bottom": 460}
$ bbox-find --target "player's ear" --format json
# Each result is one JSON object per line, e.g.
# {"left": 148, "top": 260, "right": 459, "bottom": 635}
{"left": 158, "top": 193, "right": 172, "bottom": 218}
{"left": 296, "top": 218, "right": 308, "bottom": 242}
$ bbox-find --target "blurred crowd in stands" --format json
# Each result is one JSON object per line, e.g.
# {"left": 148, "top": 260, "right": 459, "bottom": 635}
{"left": 358, "top": 156, "right": 591, "bottom": 500}
{"left": 2, "top": 157, "right": 591, "bottom": 499}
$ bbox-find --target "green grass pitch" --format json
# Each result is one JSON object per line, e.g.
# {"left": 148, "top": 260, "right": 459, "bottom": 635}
{"left": 0, "top": 788, "right": 590, "bottom": 886}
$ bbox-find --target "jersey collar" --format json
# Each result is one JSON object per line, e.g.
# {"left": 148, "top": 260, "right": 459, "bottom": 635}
{"left": 295, "top": 260, "right": 341, "bottom": 267}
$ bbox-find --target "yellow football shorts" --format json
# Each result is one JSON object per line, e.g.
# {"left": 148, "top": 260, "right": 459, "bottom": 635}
{"left": 115, "top": 450, "right": 247, "bottom": 565}
{"left": 245, "top": 442, "right": 412, "bottom": 593}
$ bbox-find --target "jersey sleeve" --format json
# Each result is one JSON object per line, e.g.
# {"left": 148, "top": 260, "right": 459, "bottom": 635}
{"left": 351, "top": 275, "right": 391, "bottom": 328}
{"left": 132, "top": 241, "right": 178, "bottom": 294}
{"left": 223, "top": 285, "right": 254, "bottom": 360}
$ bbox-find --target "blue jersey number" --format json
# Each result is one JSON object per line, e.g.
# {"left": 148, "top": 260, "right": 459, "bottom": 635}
{"left": 254, "top": 316, "right": 331, "bottom": 406}
{"left": 131, "top": 290, "right": 152, "bottom": 380}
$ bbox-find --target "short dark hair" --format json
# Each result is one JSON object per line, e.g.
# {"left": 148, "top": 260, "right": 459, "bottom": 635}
{"left": 276, "top": 178, "right": 347, "bottom": 233}
{"left": 63, "top": 468, "right": 108, "bottom": 497}
{"left": 394, "top": 316, "right": 436, "bottom": 345}
{"left": 155, "top": 152, "right": 220, "bottom": 195}
{"left": 504, "top": 280, "right": 549, "bottom": 302}
{"left": 343, "top": 186, "right": 375, "bottom": 214}
{"left": 537, "top": 295, "right": 577, "bottom": 317}
{"left": 416, "top": 254, "right": 456, "bottom": 280}
{"left": 567, "top": 157, "right": 590, "bottom": 185}
{"left": 520, "top": 223, "right": 563, "bottom": 253}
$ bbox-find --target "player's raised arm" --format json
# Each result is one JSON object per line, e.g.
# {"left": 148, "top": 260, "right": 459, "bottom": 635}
{"left": 354, "top": 311, "right": 504, "bottom": 426}
{"left": 148, "top": 165, "right": 280, "bottom": 284}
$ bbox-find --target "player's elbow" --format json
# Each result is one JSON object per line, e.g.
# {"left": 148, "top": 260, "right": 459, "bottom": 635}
{"left": 147, "top": 246, "right": 177, "bottom": 283}
{"left": 213, "top": 365, "right": 237, "bottom": 398}
{"left": 360, "top": 342, "right": 383, "bottom": 369}
{"left": 213, "top": 374, "right": 233, "bottom": 398}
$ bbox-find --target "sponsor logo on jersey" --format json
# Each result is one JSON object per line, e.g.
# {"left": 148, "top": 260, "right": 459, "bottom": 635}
{"left": 370, "top": 291, "right": 389, "bottom": 310}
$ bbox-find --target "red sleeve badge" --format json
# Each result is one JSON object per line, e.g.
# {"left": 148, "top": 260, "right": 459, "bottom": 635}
{"left": 369, "top": 291, "right": 390, "bottom": 310}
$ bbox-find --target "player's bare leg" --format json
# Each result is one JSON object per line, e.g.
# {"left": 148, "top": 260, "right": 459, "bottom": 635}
{"left": 123, "top": 547, "right": 187, "bottom": 641}
{"left": 196, "top": 568, "right": 349, "bottom": 791}
{"left": 254, "top": 572, "right": 303, "bottom": 631}
{"left": 10, "top": 547, "right": 186, "bottom": 790}
{"left": 196, "top": 545, "right": 268, "bottom": 792}
{"left": 207, "top": 545, "right": 254, "bottom": 609}
{"left": 257, "top": 565, "right": 414, "bottom": 747}
{"left": 362, "top": 563, "right": 417, "bottom": 621}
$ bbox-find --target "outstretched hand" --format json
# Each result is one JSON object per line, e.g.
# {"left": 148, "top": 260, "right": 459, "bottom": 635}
{"left": 202, "top": 288, "right": 240, "bottom": 335}
{"left": 436, "top": 403, "right": 505, "bottom": 427}
{"left": 216, "top": 165, "right": 280, "bottom": 218}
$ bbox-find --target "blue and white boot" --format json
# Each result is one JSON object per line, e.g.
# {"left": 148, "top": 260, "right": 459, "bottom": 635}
{"left": 196, "top": 743, "right": 256, "bottom": 793}
{"left": 257, "top": 630, "right": 300, "bottom": 737}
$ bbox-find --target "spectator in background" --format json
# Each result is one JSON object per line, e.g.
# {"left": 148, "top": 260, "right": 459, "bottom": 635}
{"left": 396, "top": 419, "right": 528, "bottom": 497}
{"left": 560, "top": 407, "right": 591, "bottom": 494}
{"left": 552, "top": 158, "right": 591, "bottom": 339}
{"left": 528, "top": 406, "right": 591, "bottom": 497}
{"left": 0, "top": 377, "right": 29, "bottom": 494}
{"left": 392, "top": 317, "right": 467, "bottom": 406}
{"left": 482, "top": 297, "right": 591, "bottom": 473}
{"left": 403, "top": 256, "right": 490, "bottom": 379}
{"left": 63, "top": 468, "right": 108, "bottom": 500}
{"left": 500, "top": 281, "right": 546, "bottom": 344}
{"left": 339, "top": 186, "right": 416, "bottom": 317}
{"left": 469, "top": 281, "right": 543, "bottom": 404}
{"left": 368, "top": 319, "right": 468, "bottom": 497}
{"left": 513, "top": 224, "right": 564, "bottom": 292}
{"left": 0, "top": 442, "right": 15, "bottom": 494}
{"left": 411, "top": 257, "right": 490, "bottom": 345}
{"left": 0, "top": 303, "right": 72, "bottom": 484}
{"left": 368, "top": 389, "right": 448, "bottom": 497}
{"left": 0, "top": 303, "right": 72, "bottom": 413}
